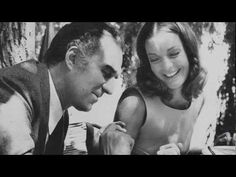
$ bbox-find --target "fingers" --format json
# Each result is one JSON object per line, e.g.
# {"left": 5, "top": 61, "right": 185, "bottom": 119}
{"left": 158, "top": 143, "right": 184, "bottom": 155}
{"left": 115, "top": 125, "right": 127, "bottom": 133}
{"left": 157, "top": 148, "right": 179, "bottom": 155}
{"left": 159, "top": 143, "right": 179, "bottom": 150}
{"left": 100, "top": 129, "right": 134, "bottom": 155}
{"left": 159, "top": 143, "right": 183, "bottom": 150}
{"left": 114, "top": 121, "right": 126, "bottom": 128}
{"left": 159, "top": 143, "right": 173, "bottom": 150}
{"left": 103, "top": 121, "right": 127, "bottom": 133}
{"left": 113, "top": 121, "right": 127, "bottom": 132}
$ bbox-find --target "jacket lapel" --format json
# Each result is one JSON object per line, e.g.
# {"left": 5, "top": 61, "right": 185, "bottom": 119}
{"left": 34, "top": 63, "right": 50, "bottom": 154}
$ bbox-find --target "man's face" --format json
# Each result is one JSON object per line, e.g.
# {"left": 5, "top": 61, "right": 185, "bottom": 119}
{"left": 66, "top": 32, "right": 122, "bottom": 112}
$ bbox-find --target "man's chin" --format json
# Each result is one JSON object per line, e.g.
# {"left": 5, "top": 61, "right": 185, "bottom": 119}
{"left": 84, "top": 105, "right": 92, "bottom": 112}
{"left": 74, "top": 104, "right": 93, "bottom": 112}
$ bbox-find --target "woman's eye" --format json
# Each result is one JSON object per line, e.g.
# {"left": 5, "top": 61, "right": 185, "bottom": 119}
{"left": 169, "top": 51, "right": 180, "bottom": 58}
{"left": 150, "top": 58, "right": 161, "bottom": 63}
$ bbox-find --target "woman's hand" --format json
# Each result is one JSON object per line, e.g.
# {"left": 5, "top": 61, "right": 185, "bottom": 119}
{"left": 157, "top": 143, "right": 184, "bottom": 155}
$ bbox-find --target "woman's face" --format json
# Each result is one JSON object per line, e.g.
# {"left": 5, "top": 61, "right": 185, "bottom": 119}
{"left": 145, "top": 28, "right": 189, "bottom": 91}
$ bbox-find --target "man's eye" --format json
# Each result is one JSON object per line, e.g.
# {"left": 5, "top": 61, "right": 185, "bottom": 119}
{"left": 102, "top": 67, "right": 115, "bottom": 80}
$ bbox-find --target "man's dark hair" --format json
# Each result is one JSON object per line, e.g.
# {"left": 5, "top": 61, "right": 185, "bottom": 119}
{"left": 44, "top": 22, "right": 120, "bottom": 67}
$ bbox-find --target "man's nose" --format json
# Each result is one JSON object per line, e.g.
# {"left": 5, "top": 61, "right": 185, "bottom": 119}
{"left": 102, "top": 78, "right": 116, "bottom": 95}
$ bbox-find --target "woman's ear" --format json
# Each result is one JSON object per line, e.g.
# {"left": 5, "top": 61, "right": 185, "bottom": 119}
{"left": 65, "top": 47, "right": 77, "bottom": 70}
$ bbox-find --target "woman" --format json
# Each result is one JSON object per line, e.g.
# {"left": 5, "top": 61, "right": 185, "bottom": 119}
{"left": 114, "top": 22, "right": 209, "bottom": 155}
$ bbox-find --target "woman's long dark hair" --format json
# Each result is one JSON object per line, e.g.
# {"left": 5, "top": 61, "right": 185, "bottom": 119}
{"left": 136, "top": 22, "right": 207, "bottom": 101}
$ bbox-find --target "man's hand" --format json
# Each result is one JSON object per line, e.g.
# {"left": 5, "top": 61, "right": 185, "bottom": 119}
{"left": 99, "top": 121, "right": 134, "bottom": 155}
{"left": 157, "top": 143, "right": 184, "bottom": 155}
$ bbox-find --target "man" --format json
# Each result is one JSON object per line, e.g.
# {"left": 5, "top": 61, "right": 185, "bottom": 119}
{"left": 0, "top": 22, "right": 134, "bottom": 155}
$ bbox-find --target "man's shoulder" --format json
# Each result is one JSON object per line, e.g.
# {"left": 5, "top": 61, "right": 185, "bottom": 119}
{"left": 0, "top": 59, "right": 47, "bottom": 75}
{"left": 0, "top": 59, "right": 50, "bottom": 104}
{"left": 18, "top": 59, "right": 40, "bottom": 74}
{"left": 0, "top": 59, "right": 48, "bottom": 82}
{"left": 17, "top": 59, "right": 47, "bottom": 75}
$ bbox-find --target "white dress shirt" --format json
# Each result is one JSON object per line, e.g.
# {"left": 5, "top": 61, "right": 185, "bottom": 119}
{"left": 45, "top": 71, "right": 64, "bottom": 145}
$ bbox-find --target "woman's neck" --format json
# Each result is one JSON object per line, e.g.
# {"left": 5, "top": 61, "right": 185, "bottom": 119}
{"left": 162, "top": 88, "right": 190, "bottom": 110}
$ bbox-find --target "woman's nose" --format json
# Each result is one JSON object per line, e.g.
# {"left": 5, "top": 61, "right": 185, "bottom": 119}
{"left": 162, "top": 58, "right": 174, "bottom": 71}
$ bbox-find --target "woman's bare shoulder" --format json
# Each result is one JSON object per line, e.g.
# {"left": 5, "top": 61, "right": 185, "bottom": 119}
{"left": 114, "top": 87, "right": 146, "bottom": 138}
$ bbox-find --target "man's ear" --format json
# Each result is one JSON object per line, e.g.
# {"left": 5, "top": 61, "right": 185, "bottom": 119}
{"left": 65, "top": 47, "right": 77, "bottom": 70}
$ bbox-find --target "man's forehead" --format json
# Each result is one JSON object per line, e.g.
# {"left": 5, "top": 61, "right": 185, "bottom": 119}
{"left": 100, "top": 31, "right": 121, "bottom": 50}
{"left": 100, "top": 32, "right": 123, "bottom": 74}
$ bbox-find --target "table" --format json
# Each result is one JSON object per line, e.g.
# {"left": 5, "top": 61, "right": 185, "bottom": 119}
{"left": 201, "top": 146, "right": 236, "bottom": 155}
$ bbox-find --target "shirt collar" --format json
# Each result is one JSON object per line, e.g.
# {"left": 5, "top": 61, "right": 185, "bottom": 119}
{"left": 48, "top": 70, "right": 64, "bottom": 135}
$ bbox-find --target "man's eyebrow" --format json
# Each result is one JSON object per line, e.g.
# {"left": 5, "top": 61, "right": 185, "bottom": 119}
{"left": 102, "top": 65, "right": 118, "bottom": 78}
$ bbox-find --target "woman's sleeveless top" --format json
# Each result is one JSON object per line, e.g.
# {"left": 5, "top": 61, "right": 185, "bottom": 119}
{"left": 131, "top": 87, "right": 204, "bottom": 155}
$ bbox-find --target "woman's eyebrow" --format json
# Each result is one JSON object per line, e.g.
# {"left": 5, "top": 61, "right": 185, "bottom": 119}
{"left": 167, "top": 46, "right": 180, "bottom": 52}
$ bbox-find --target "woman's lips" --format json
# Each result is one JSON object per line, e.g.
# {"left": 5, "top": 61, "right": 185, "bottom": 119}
{"left": 164, "top": 69, "right": 180, "bottom": 78}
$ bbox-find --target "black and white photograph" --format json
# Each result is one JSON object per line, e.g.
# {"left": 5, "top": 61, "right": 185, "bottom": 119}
{"left": 0, "top": 22, "right": 235, "bottom": 155}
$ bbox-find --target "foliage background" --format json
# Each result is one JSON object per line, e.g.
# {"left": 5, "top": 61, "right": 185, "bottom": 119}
{"left": 0, "top": 22, "right": 235, "bottom": 146}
